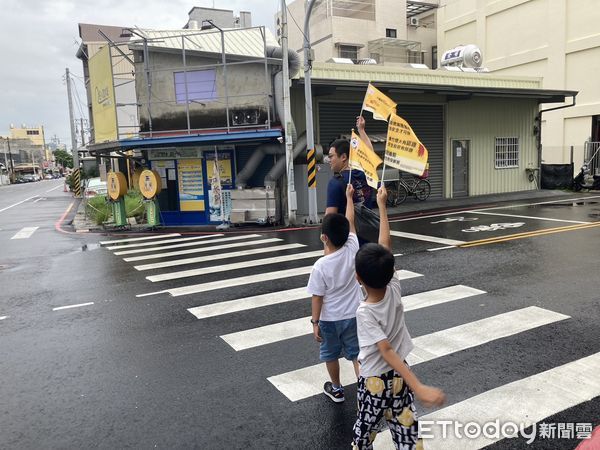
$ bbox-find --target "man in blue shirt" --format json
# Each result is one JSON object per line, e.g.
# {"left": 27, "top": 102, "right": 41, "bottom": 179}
{"left": 325, "top": 116, "right": 374, "bottom": 216}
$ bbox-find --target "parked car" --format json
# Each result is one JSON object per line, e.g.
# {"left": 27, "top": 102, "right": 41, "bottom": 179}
{"left": 22, "top": 174, "right": 38, "bottom": 182}
{"left": 84, "top": 177, "right": 108, "bottom": 198}
{"left": 44, "top": 174, "right": 54, "bottom": 180}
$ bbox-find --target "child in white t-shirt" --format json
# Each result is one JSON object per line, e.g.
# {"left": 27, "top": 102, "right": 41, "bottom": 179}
{"left": 307, "top": 184, "right": 362, "bottom": 403}
{"left": 352, "top": 186, "right": 446, "bottom": 450}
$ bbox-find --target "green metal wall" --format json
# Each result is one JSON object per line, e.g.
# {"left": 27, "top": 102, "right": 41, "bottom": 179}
{"left": 446, "top": 97, "right": 540, "bottom": 196}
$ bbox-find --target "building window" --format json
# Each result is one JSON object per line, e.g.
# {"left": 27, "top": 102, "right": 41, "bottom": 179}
{"left": 386, "top": 28, "right": 397, "bottom": 38}
{"left": 339, "top": 45, "right": 359, "bottom": 60}
{"left": 26, "top": 130, "right": 40, "bottom": 135}
{"left": 174, "top": 69, "right": 217, "bottom": 104}
{"left": 495, "top": 137, "right": 520, "bottom": 168}
{"left": 431, "top": 46, "right": 438, "bottom": 69}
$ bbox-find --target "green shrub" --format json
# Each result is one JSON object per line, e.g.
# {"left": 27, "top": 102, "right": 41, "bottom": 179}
{"left": 124, "top": 190, "right": 145, "bottom": 220}
{"left": 86, "top": 190, "right": 148, "bottom": 226}
{"left": 86, "top": 195, "right": 110, "bottom": 225}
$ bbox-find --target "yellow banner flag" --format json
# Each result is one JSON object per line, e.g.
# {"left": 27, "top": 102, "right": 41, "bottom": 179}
{"left": 350, "top": 131, "right": 383, "bottom": 189}
{"left": 384, "top": 113, "right": 429, "bottom": 176}
{"left": 362, "top": 83, "right": 397, "bottom": 121}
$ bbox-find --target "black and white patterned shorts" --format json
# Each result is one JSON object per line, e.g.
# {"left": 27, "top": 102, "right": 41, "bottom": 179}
{"left": 352, "top": 368, "right": 423, "bottom": 450}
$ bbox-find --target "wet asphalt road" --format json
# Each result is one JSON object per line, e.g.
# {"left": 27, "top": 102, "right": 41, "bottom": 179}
{"left": 1, "top": 182, "right": 599, "bottom": 449}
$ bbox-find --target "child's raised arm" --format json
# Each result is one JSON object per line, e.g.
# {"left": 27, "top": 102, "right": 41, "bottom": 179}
{"left": 376, "top": 186, "right": 391, "bottom": 250}
{"left": 346, "top": 183, "right": 356, "bottom": 235}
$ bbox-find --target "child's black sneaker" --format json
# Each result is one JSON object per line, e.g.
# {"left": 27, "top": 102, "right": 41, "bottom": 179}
{"left": 323, "top": 382, "right": 345, "bottom": 403}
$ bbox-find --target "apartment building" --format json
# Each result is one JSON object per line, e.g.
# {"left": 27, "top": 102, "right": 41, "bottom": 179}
{"left": 436, "top": 0, "right": 600, "bottom": 167}
{"left": 284, "top": 0, "right": 439, "bottom": 67}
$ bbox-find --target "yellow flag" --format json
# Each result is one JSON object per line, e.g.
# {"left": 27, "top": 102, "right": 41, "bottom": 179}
{"left": 362, "top": 83, "right": 397, "bottom": 121}
{"left": 384, "top": 113, "right": 429, "bottom": 176}
{"left": 350, "top": 130, "right": 383, "bottom": 189}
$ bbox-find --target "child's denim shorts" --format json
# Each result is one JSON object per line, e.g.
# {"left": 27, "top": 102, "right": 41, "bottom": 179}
{"left": 319, "top": 317, "right": 359, "bottom": 361}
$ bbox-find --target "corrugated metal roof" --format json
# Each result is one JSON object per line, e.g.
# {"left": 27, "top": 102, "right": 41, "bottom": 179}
{"left": 300, "top": 62, "right": 543, "bottom": 90}
{"left": 297, "top": 62, "right": 577, "bottom": 102}
{"left": 129, "top": 27, "right": 279, "bottom": 58}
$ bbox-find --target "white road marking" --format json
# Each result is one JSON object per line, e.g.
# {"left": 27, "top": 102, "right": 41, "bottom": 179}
{"left": 137, "top": 266, "right": 314, "bottom": 298}
{"left": 267, "top": 306, "right": 569, "bottom": 401}
{"left": 221, "top": 271, "right": 425, "bottom": 351}
{"left": 0, "top": 316, "right": 7, "bottom": 320}
{"left": 0, "top": 195, "right": 39, "bottom": 213}
{"left": 10, "top": 227, "right": 39, "bottom": 239}
{"left": 374, "top": 352, "right": 600, "bottom": 450}
{"left": 475, "top": 194, "right": 600, "bottom": 211}
{"left": 135, "top": 243, "right": 306, "bottom": 271}
{"left": 52, "top": 302, "right": 95, "bottom": 311}
{"left": 390, "top": 210, "right": 468, "bottom": 223}
{"left": 427, "top": 245, "right": 456, "bottom": 252}
{"left": 106, "top": 233, "right": 231, "bottom": 250}
{"left": 393, "top": 253, "right": 403, "bottom": 257}
{"left": 114, "top": 234, "right": 266, "bottom": 256}
{"left": 122, "top": 238, "right": 283, "bottom": 261}
{"left": 99, "top": 233, "right": 182, "bottom": 245}
{"left": 188, "top": 287, "right": 308, "bottom": 319}
{"left": 45, "top": 185, "right": 63, "bottom": 193}
{"left": 467, "top": 210, "right": 589, "bottom": 224}
{"left": 390, "top": 230, "right": 466, "bottom": 246}
{"left": 33, "top": 197, "right": 44, "bottom": 203}
{"left": 147, "top": 250, "right": 323, "bottom": 282}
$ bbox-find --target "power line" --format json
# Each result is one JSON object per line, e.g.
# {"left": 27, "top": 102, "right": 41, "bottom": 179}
{"left": 286, "top": 5, "right": 308, "bottom": 44}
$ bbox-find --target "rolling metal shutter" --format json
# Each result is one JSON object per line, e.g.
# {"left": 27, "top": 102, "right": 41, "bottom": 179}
{"left": 318, "top": 102, "right": 444, "bottom": 198}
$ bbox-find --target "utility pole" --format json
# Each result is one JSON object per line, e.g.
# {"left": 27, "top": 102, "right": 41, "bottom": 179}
{"left": 66, "top": 68, "right": 80, "bottom": 171}
{"left": 281, "top": 0, "right": 297, "bottom": 225}
{"left": 6, "top": 137, "right": 15, "bottom": 183}
{"left": 303, "top": 0, "right": 319, "bottom": 224}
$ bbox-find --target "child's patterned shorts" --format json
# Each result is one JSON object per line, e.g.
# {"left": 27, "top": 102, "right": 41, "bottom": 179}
{"left": 352, "top": 368, "right": 423, "bottom": 450}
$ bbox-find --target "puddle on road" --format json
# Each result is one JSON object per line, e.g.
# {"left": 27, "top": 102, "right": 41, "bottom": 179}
{"left": 540, "top": 201, "right": 599, "bottom": 207}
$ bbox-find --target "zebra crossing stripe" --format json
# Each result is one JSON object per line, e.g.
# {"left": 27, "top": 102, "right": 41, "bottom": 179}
{"left": 374, "top": 352, "right": 600, "bottom": 450}
{"left": 267, "top": 306, "right": 569, "bottom": 402}
{"left": 188, "top": 287, "right": 309, "bottom": 319}
{"left": 123, "top": 238, "right": 284, "bottom": 261}
{"left": 135, "top": 243, "right": 306, "bottom": 271}
{"left": 146, "top": 250, "right": 323, "bottom": 282}
{"left": 136, "top": 266, "right": 314, "bottom": 298}
{"left": 106, "top": 233, "right": 227, "bottom": 250}
{"left": 390, "top": 230, "right": 465, "bottom": 246}
{"left": 190, "top": 284, "right": 483, "bottom": 321}
{"left": 99, "top": 233, "right": 181, "bottom": 245}
{"left": 220, "top": 279, "right": 472, "bottom": 351}
{"left": 115, "top": 234, "right": 265, "bottom": 256}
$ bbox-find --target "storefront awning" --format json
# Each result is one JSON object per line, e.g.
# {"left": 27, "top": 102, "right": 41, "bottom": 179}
{"left": 89, "top": 129, "right": 283, "bottom": 153}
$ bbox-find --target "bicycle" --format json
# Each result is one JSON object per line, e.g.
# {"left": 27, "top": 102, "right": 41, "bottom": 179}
{"left": 384, "top": 174, "right": 431, "bottom": 206}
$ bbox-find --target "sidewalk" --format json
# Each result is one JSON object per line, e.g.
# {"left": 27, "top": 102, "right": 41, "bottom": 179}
{"left": 71, "top": 188, "right": 590, "bottom": 234}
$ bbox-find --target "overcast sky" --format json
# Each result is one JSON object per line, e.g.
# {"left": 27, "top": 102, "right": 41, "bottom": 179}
{"left": 0, "top": 0, "right": 280, "bottom": 147}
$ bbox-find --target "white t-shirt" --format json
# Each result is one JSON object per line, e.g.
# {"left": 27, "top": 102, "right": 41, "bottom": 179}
{"left": 356, "top": 275, "right": 414, "bottom": 377}
{"left": 306, "top": 233, "right": 362, "bottom": 321}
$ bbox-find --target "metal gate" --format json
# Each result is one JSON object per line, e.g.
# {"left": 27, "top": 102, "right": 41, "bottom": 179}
{"left": 318, "top": 102, "right": 444, "bottom": 198}
{"left": 585, "top": 141, "right": 600, "bottom": 176}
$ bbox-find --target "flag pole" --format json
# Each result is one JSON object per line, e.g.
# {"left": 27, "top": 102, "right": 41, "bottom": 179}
{"left": 348, "top": 128, "right": 354, "bottom": 185}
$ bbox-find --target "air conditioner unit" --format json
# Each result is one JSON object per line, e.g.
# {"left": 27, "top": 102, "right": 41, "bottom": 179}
{"left": 409, "top": 17, "right": 419, "bottom": 27}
